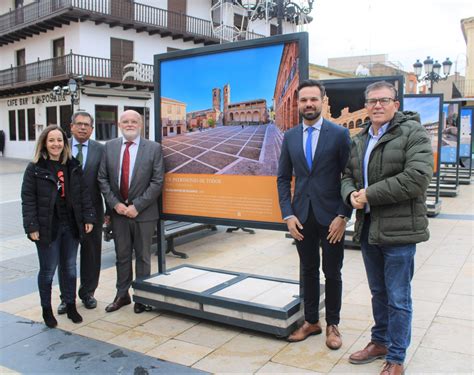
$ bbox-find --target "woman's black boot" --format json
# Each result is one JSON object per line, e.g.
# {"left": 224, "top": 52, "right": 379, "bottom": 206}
{"left": 66, "top": 303, "right": 83, "bottom": 323}
{"left": 42, "top": 307, "right": 58, "bottom": 328}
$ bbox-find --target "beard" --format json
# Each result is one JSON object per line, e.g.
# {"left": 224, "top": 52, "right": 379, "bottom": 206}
{"left": 301, "top": 108, "right": 321, "bottom": 121}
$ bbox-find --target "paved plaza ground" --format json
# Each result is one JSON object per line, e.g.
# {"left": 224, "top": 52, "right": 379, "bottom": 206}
{"left": 0, "top": 156, "right": 472, "bottom": 374}
{"left": 163, "top": 124, "right": 283, "bottom": 176}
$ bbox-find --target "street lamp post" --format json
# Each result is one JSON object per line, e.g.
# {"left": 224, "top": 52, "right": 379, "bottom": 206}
{"left": 51, "top": 76, "right": 83, "bottom": 134}
{"left": 67, "top": 78, "right": 78, "bottom": 114}
{"left": 413, "top": 56, "right": 453, "bottom": 94}
{"left": 236, "top": 0, "right": 314, "bottom": 35}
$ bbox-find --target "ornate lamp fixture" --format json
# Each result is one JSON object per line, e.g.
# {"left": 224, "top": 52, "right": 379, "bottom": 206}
{"left": 235, "top": 0, "right": 315, "bottom": 34}
{"left": 413, "top": 56, "right": 452, "bottom": 93}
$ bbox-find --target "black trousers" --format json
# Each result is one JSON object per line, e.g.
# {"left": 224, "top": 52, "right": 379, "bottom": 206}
{"left": 58, "top": 219, "right": 103, "bottom": 302}
{"left": 78, "top": 219, "right": 103, "bottom": 300}
{"left": 295, "top": 206, "right": 344, "bottom": 325}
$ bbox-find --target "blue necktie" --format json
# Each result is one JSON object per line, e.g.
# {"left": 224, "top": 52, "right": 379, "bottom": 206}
{"left": 305, "top": 126, "right": 314, "bottom": 170}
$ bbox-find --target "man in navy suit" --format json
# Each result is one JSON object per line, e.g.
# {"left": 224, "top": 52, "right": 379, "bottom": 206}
{"left": 58, "top": 111, "right": 105, "bottom": 314}
{"left": 277, "top": 79, "right": 351, "bottom": 348}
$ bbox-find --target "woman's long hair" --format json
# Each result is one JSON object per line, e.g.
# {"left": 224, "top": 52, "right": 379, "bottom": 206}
{"left": 32, "top": 125, "right": 71, "bottom": 164}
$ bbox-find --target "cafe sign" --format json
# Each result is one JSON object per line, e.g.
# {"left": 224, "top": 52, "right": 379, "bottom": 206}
{"left": 7, "top": 93, "right": 67, "bottom": 107}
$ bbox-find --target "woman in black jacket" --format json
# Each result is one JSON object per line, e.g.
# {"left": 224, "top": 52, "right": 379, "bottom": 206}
{"left": 21, "top": 125, "right": 96, "bottom": 328}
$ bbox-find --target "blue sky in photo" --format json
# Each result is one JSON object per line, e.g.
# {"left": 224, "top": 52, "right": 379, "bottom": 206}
{"left": 160, "top": 44, "right": 284, "bottom": 112}
{"left": 403, "top": 97, "right": 441, "bottom": 124}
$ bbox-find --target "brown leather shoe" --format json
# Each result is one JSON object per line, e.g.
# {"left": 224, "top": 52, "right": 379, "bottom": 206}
{"left": 105, "top": 294, "right": 131, "bottom": 313}
{"left": 380, "top": 361, "right": 404, "bottom": 375}
{"left": 326, "top": 324, "right": 342, "bottom": 350}
{"left": 349, "top": 341, "right": 388, "bottom": 364}
{"left": 287, "top": 321, "right": 322, "bottom": 342}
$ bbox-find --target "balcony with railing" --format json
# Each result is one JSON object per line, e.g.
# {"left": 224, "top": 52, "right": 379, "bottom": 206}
{"left": 0, "top": 53, "right": 154, "bottom": 96}
{"left": 0, "top": 0, "right": 264, "bottom": 46}
{"left": 453, "top": 79, "right": 474, "bottom": 98}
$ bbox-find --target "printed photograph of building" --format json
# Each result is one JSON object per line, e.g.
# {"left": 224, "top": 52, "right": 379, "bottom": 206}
{"left": 273, "top": 42, "right": 299, "bottom": 131}
{"left": 161, "top": 97, "right": 186, "bottom": 137}
{"left": 404, "top": 95, "right": 441, "bottom": 172}
{"left": 322, "top": 77, "right": 403, "bottom": 136}
{"left": 159, "top": 41, "right": 299, "bottom": 176}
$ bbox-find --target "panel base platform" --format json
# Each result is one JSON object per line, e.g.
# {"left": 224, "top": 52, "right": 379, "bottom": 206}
{"left": 427, "top": 182, "right": 460, "bottom": 197}
{"left": 440, "top": 167, "right": 471, "bottom": 185}
{"left": 132, "top": 265, "right": 307, "bottom": 337}
{"left": 426, "top": 199, "right": 442, "bottom": 217}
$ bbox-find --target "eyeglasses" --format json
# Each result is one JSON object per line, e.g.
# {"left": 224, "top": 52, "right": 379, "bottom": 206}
{"left": 73, "top": 122, "right": 92, "bottom": 128}
{"left": 365, "top": 97, "right": 396, "bottom": 107}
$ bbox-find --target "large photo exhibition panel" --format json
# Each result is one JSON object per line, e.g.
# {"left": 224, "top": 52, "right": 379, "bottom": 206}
{"left": 403, "top": 94, "right": 443, "bottom": 176}
{"left": 441, "top": 102, "right": 460, "bottom": 164}
{"left": 320, "top": 76, "right": 404, "bottom": 137}
{"left": 460, "top": 107, "right": 473, "bottom": 158}
{"left": 154, "top": 33, "right": 309, "bottom": 230}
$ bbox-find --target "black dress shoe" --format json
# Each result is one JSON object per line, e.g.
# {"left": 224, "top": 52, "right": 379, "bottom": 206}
{"left": 105, "top": 294, "right": 131, "bottom": 313}
{"left": 82, "top": 295, "right": 97, "bottom": 309}
{"left": 57, "top": 301, "right": 67, "bottom": 315}
{"left": 133, "top": 303, "right": 146, "bottom": 314}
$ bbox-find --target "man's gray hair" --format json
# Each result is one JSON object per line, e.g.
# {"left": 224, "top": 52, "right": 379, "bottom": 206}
{"left": 364, "top": 81, "right": 398, "bottom": 100}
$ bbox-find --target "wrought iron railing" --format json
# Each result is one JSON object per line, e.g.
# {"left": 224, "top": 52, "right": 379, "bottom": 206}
{"left": 0, "top": 0, "right": 264, "bottom": 42}
{"left": 453, "top": 79, "right": 474, "bottom": 98}
{"left": 0, "top": 53, "right": 154, "bottom": 88}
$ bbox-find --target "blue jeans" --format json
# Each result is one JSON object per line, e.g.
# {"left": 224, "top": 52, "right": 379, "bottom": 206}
{"left": 35, "top": 224, "right": 79, "bottom": 307}
{"left": 360, "top": 216, "right": 416, "bottom": 364}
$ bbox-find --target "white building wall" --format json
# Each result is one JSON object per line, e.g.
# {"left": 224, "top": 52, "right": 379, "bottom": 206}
{"left": 135, "top": 0, "right": 168, "bottom": 10}
{"left": 0, "top": 90, "right": 155, "bottom": 159}
{"left": 0, "top": 23, "right": 81, "bottom": 69}
{"left": 77, "top": 22, "right": 203, "bottom": 63}
{"left": 186, "top": 0, "right": 211, "bottom": 21}
{"left": 0, "top": 20, "right": 207, "bottom": 71}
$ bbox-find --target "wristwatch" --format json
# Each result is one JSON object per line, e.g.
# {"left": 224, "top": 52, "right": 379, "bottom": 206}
{"left": 338, "top": 215, "right": 350, "bottom": 223}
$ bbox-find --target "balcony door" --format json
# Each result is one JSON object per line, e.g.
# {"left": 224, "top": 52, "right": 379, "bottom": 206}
{"left": 168, "top": 0, "right": 186, "bottom": 33}
{"left": 53, "top": 37, "right": 65, "bottom": 76}
{"left": 111, "top": 0, "right": 133, "bottom": 19}
{"left": 15, "top": 0, "right": 24, "bottom": 25}
{"left": 111, "top": 38, "right": 133, "bottom": 80}
{"left": 16, "top": 49, "right": 26, "bottom": 83}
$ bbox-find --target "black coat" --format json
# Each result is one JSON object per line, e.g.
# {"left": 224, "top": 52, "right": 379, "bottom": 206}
{"left": 21, "top": 157, "right": 96, "bottom": 245}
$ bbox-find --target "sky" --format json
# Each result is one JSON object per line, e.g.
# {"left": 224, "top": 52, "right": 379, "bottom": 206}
{"left": 305, "top": 0, "right": 471, "bottom": 75}
{"left": 161, "top": 44, "right": 283, "bottom": 112}
{"left": 404, "top": 96, "right": 441, "bottom": 123}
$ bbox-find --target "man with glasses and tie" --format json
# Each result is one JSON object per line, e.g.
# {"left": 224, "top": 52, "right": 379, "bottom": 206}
{"left": 98, "top": 110, "right": 164, "bottom": 314}
{"left": 341, "top": 81, "right": 433, "bottom": 375}
{"left": 57, "top": 111, "right": 104, "bottom": 315}
{"left": 277, "top": 79, "right": 351, "bottom": 348}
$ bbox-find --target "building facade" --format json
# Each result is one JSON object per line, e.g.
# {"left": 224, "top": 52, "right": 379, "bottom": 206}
{"left": 161, "top": 97, "right": 186, "bottom": 137}
{"left": 0, "top": 0, "right": 304, "bottom": 159}
{"left": 225, "top": 99, "right": 268, "bottom": 125}
{"left": 273, "top": 42, "right": 299, "bottom": 131}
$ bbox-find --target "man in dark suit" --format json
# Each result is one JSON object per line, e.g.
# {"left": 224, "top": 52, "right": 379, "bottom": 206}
{"left": 58, "top": 111, "right": 104, "bottom": 314}
{"left": 98, "top": 110, "right": 164, "bottom": 314}
{"left": 277, "top": 79, "right": 351, "bottom": 348}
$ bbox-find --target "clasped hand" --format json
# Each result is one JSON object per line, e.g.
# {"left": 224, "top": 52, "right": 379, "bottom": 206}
{"left": 114, "top": 202, "right": 138, "bottom": 218}
{"left": 350, "top": 189, "right": 368, "bottom": 209}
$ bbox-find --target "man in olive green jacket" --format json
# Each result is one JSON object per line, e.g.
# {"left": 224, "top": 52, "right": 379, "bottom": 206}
{"left": 341, "top": 81, "right": 433, "bottom": 375}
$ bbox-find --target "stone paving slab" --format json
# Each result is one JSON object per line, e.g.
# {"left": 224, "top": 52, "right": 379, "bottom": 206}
{"left": 0, "top": 312, "right": 206, "bottom": 374}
